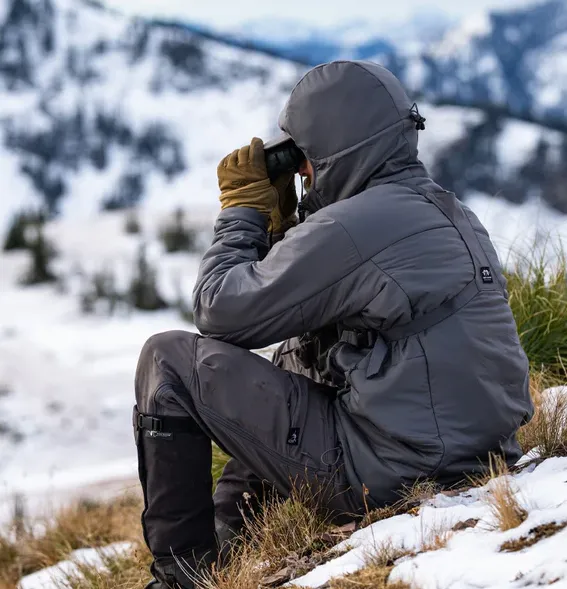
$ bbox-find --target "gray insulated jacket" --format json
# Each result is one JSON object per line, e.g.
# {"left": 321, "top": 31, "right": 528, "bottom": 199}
{"left": 193, "top": 61, "right": 533, "bottom": 504}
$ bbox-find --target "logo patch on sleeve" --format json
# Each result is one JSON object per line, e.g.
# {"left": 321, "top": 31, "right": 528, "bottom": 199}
{"left": 287, "top": 428, "right": 300, "bottom": 446}
{"left": 480, "top": 267, "right": 494, "bottom": 284}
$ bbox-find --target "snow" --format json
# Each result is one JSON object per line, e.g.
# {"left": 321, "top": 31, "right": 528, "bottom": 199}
{"left": 0, "top": 209, "right": 277, "bottom": 527}
{"left": 293, "top": 457, "right": 567, "bottom": 588}
{"left": 494, "top": 120, "right": 560, "bottom": 172}
{"left": 0, "top": 210, "right": 202, "bottom": 525}
{"left": 416, "top": 105, "right": 485, "bottom": 166}
{"left": 432, "top": 11, "right": 491, "bottom": 58}
{"left": 18, "top": 542, "right": 133, "bottom": 589}
{"left": 465, "top": 192, "right": 567, "bottom": 263}
{"left": 0, "top": 0, "right": 299, "bottom": 239}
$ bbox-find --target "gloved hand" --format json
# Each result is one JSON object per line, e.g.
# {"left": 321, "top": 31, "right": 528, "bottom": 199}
{"left": 217, "top": 137, "right": 277, "bottom": 216}
{"left": 270, "top": 171, "right": 298, "bottom": 238}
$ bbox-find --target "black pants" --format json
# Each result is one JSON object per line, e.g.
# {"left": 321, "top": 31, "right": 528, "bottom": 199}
{"left": 134, "top": 330, "right": 360, "bottom": 560}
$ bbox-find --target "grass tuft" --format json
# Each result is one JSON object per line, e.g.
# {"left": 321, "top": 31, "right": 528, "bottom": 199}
{"left": 516, "top": 369, "right": 567, "bottom": 459}
{"left": 419, "top": 519, "right": 453, "bottom": 552}
{"left": 360, "top": 479, "right": 440, "bottom": 528}
{"left": 329, "top": 541, "right": 413, "bottom": 589}
{"left": 200, "top": 482, "right": 343, "bottom": 589}
{"left": 484, "top": 455, "right": 528, "bottom": 532}
{"left": 505, "top": 248, "right": 567, "bottom": 378}
{"left": 499, "top": 521, "right": 567, "bottom": 553}
{"left": 0, "top": 494, "right": 147, "bottom": 589}
{"left": 56, "top": 545, "right": 152, "bottom": 589}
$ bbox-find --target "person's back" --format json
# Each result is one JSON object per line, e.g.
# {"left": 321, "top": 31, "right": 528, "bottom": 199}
{"left": 200, "top": 59, "right": 533, "bottom": 502}
{"left": 134, "top": 60, "right": 533, "bottom": 588}
{"left": 318, "top": 180, "right": 531, "bottom": 503}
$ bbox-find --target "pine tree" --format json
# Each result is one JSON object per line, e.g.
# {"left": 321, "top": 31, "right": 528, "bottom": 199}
{"left": 159, "top": 208, "right": 196, "bottom": 253}
{"left": 21, "top": 224, "right": 56, "bottom": 285}
{"left": 128, "top": 245, "right": 168, "bottom": 311}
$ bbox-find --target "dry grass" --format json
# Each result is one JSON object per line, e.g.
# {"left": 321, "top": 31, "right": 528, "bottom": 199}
{"left": 419, "top": 519, "right": 453, "bottom": 552}
{"left": 0, "top": 446, "right": 230, "bottom": 589}
{"left": 200, "top": 483, "right": 337, "bottom": 589}
{"left": 2, "top": 372, "right": 565, "bottom": 589}
{"left": 56, "top": 545, "right": 152, "bottom": 589}
{"left": 360, "top": 480, "right": 440, "bottom": 529}
{"left": 499, "top": 521, "right": 567, "bottom": 553}
{"left": 0, "top": 494, "right": 148, "bottom": 589}
{"left": 398, "top": 481, "right": 440, "bottom": 514}
{"left": 329, "top": 541, "right": 413, "bottom": 589}
{"left": 484, "top": 455, "right": 528, "bottom": 532}
{"left": 516, "top": 368, "right": 567, "bottom": 459}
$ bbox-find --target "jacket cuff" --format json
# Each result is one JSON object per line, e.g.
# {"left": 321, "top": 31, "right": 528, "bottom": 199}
{"left": 216, "top": 206, "right": 269, "bottom": 229}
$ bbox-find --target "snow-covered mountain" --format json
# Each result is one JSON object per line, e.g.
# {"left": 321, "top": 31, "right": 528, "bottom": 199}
{"left": 412, "top": 0, "right": 567, "bottom": 123}
{"left": 232, "top": 8, "right": 454, "bottom": 61}
{"left": 1, "top": 0, "right": 567, "bottom": 229}
{"left": 0, "top": 0, "right": 301, "bottom": 233}
{"left": 217, "top": 1, "right": 567, "bottom": 130}
{"left": 1, "top": 0, "right": 566, "bottom": 233}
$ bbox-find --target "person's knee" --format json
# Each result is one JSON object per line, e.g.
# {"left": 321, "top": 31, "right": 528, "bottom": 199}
{"left": 142, "top": 330, "right": 198, "bottom": 360}
{"left": 135, "top": 330, "right": 199, "bottom": 411}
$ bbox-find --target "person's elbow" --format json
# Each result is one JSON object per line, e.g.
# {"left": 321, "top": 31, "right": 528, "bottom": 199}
{"left": 192, "top": 287, "right": 249, "bottom": 343}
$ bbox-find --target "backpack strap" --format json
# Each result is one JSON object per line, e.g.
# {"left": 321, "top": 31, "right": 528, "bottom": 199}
{"left": 380, "top": 182, "right": 502, "bottom": 342}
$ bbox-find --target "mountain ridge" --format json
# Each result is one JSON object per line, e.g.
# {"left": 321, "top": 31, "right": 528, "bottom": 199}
{"left": 0, "top": 0, "right": 566, "bottom": 222}
{"left": 149, "top": 0, "right": 567, "bottom": 132}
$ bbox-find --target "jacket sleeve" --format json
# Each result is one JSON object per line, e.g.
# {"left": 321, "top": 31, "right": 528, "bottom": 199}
{"left": 192, "top": 207, "right": 376, "bottom": 349}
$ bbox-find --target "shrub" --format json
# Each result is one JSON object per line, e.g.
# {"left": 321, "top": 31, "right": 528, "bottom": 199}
{"left": 124, "top": 208, "right": 141, "bottom": 235}
{"left": 128, "top": 245, "right": 168, "bottom": 311}
{"left": 3, "top": 210, "right": 46, "bottom": 251}
{"left": 505, "top": 248, "right": 567, "bottom": 378}
{"left": 79, "top": 268, "right": 123, "bottom": 316}
{"left": 159, "top": 208, "right": 197, "bottom": 253}
{"left": 20, "top": 224, "right": 57, "bottom": 286}
{"left": 102, "top": 173, "right": 144, "bottom": 211}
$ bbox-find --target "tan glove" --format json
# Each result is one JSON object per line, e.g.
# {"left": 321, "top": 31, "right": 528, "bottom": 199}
{"left": 217, "top": 137, "right": 277, "bottom": 215}
{"left": 270, "top": 171, "right": 298, "bottom": 237}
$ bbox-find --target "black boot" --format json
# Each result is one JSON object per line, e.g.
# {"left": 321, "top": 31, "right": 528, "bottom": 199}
{"left": 145, "top": 549, "right": 217, "bottom": 588}
{"left": 134, "top": 407, "right": 218, "bottom": 588}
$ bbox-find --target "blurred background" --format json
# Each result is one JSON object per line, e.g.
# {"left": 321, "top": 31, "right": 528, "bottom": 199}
{"left": 0, "top": 0, "right": 566, "bottom": 523}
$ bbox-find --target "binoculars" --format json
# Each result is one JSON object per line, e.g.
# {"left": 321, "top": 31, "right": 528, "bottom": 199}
{"left": 265, "top": 142, "right": 305, "bottom": 181}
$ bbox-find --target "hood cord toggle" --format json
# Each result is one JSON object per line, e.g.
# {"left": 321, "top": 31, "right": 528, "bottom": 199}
{"left": 410, "top": 103, "right": 426, "bottom": 131}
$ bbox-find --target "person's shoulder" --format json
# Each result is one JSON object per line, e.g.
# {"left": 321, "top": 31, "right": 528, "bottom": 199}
{"left": 321, "top": 183, "right": 411, "bottom": 222}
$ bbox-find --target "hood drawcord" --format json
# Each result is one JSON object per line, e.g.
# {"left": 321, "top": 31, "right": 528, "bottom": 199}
{"left": 410, "top": 103, "right": 426, "bottom": 131}
{"left": 298, "top": 179, "right": 307, "bottom": 223}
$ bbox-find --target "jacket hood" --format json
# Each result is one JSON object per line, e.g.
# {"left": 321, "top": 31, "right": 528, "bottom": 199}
{"left": 277, "top": 60, "right": 428, "bottom": 213}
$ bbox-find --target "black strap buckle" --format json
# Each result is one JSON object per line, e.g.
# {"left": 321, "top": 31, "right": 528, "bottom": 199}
{"left": 136, "top": 414, "right": 162, "bottom": 432}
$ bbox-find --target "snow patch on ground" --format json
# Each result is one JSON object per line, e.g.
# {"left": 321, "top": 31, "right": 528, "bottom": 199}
{"left": 0, "top": 208, "right": 278, "bottom": 526}
{"left": 15, "top": 455, "right": 567, "bottom": 589}
{"left": 293, "top": 457, "right": 567, "bottom": 588}
{"left": 18, "top": 542, "right": 133, "bottom": 589}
